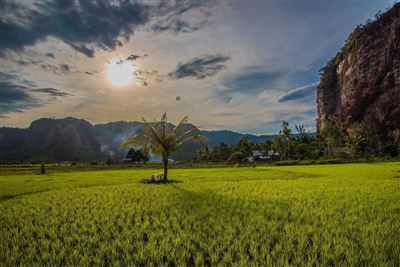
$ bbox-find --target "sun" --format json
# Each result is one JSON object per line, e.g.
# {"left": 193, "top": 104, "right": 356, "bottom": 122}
{"left": 106, "top": 59, "right": 135, "bottom": 86}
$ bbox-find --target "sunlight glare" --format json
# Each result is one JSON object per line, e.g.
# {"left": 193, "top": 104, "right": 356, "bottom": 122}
{"left": 106, "top": 59, "right": 135, "bottom": 86}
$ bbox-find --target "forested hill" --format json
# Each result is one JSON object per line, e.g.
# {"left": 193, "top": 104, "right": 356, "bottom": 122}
{"left": 0, "top": 117, "right": 282, "bottom": 163}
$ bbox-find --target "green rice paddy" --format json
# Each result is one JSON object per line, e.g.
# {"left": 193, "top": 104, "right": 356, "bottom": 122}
{"left": 1, "top": 162, "right": 399, "bottom": 266}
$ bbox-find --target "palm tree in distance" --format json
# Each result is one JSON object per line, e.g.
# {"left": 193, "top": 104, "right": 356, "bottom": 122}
{"left": 121, "top": 113, "right": 205, "bottom": 181}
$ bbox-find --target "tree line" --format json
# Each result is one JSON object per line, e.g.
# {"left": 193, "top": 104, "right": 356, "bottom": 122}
{"left": 195, "top": 121, "right": 400, "bottom": 163}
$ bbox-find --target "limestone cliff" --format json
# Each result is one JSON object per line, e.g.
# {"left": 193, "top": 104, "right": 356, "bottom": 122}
{"left": 317, "top": 3, "right": 400, "bottom": 140}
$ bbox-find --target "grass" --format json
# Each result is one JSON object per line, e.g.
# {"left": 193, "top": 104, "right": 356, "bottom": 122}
{"left": 1, "top": 162, "right": 399, "bottom": 266}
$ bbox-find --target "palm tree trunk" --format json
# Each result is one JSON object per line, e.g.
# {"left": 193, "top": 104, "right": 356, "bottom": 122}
{"left": 41, "top": 164, "right": 46, "bottom": 174}
{"left": 163, "top": 157, "right": 168, "bottom": 181}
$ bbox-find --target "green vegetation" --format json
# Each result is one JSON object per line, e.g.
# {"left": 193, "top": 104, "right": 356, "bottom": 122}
{"left": 1, "top": 162, "right": 399, "bottom": 265}
{"left": 196, "top": 121, "right": 400, "bottom": 164}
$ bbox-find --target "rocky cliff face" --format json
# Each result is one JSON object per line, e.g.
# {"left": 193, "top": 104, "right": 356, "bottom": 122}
{"left": 317, "top": 3, "right": 400, "bottom": 140}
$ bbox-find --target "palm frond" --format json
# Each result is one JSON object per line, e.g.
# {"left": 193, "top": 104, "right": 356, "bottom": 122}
{"left": 176, "top": 128, "right": 197, "bottom": 142}
{"left": 142, "top": 117, "right": 162, "bottom": 143}
{"left": 173, "top": 115, "right": 188, "bottom": 135}
{"left": 120, "top": 134, "right": 150, "bottom": 148}
{"left": 176, "top": 134, "right": 206, "bottom": 147}
{"left": 142, "top": 116, "right": 167, "bottom": 155}
{"left": 161, "top": 112, "right": 167, "bottom": 122}
{"left": 160, "top": 112, "right": 168, "bottom": 139}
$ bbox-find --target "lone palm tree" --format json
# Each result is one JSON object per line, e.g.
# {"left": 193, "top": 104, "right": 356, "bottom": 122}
{"left": 121, "top": 113, "right": 204, "bottom": 181}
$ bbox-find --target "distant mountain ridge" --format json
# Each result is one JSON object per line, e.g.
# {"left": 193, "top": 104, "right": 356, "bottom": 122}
{"left": 201, "top": 130, "right": 276, "bottom": 147}
{"left": 0, "top": 117, "right": 281, "bottom": 163}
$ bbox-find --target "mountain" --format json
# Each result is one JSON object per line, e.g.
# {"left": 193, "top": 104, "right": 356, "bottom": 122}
{"left": 0, "top": 117, "right": 102, "bottom": 163}
{"left": 202, "top": 130, "right": 275, "bottom": 147}
{"left": 0, "top": 117, "right": 277, "bottom": 163}
{"left": 317, "top": 3, "right": 400, "bottom": 141}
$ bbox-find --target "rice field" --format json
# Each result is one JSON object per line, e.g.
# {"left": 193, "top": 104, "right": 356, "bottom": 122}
{"left": 1, "top": 162, "right": 399, "bottom": 266}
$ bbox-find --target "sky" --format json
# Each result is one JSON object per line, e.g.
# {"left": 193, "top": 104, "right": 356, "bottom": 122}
{"left": 0, "top": 0, "right": 395, "bottom": 134}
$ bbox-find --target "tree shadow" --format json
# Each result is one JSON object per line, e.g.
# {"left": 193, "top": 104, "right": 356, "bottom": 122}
{"left": 0, "top": 189, "right": 51, "bottom": 202}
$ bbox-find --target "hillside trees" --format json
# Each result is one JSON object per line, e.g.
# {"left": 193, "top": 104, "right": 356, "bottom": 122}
{"left": 195, "top": 118, "right": 399, "bottom": 164}
{"left": 126, "top": 148, "right": 150, "bottom": 163}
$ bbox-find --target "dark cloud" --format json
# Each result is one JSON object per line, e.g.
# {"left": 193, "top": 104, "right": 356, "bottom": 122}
{"left": 0, "top": 72, "right": 18, "bottom": 81}
{"left": 126, "top": 54, "right": 141, "bottom": 61}
{"left": 31, "top": 88, "right": 72, "bottom": 97}
{"left": 152, "top": 19, "right": 204, "bottom": 33}
{"left": 168, "top": 54, "right": 230, "bottom": 80}
{"left": 0, "top": 82, "right": 40, "bottom": 113}
{"left": 175, "top": 96, "right": 181, "bottom": 101}
{"left": 59, "top": 64, "right": 71, "bottom": 74}
{"left": 70, "top": 44, "right": 95, "bottom": 58}
{"left": 0, "top": 0, "right": 208, "bottom": 58}
{"left": 40, "top": 63, "right": 59, "bottom": 74}
{"left": 0, "top": 74, "right": 71, "bottom": 114}
{"left": 38, "top": 63, "right": 71, "bottom": 75}
{"left": 15, "top": 58, "right": 42, "bottom": 66}
{"left": 150, "top": 0, "right": 210, "bottom": 33}
{"left": 278, "top": 83, "right": 318, "bottom": 102}
{"left": 0, "top": 82, "right": 31, "bottom": 104}
{"left": 45, "top": 53, "right": 55, "bottom": 58}
{"left": 0, "top": 0, "right": 151, "bottom": 57}
{"left": 0, "top": 72, "right": 37, "bottom": 87}
{"left": 224, "top": 70, "right": 285, "bottom": 94}
{"left": 19, "top": 79, "right": 36, "bottom": 87}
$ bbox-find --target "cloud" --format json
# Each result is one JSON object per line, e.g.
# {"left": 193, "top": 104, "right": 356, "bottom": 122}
{"left": 0, "top": 75, "right": 71, "bottom": 115}
{"left": 45, "top": 53, "right": 55, "bottom": 58}
{"left": 152, "top": 19, "right": 205, "bottom": 33}
{"left": 224, "top": 70, "right": 285, "bottom": 94}
{"left": 150, "top": 0, "right": 211, "bottom": 33}
{"left": 278, "top": 82, "right": 318, "bottom": 102}
{"left": 31, "top": 88, "right": 72, "bottom": 97}
{"left": 15, "top": 58, "right": 42, "bottom": 66}
{"left": 0, "top": 72, "right": 37, "bottom": 87}
{"left": 0, "top": 0, "right": 208, "bottom": 58}
{"left": 0, "top": 72, "right": 18, "bottom": 81}
{"left": 59, "top": 64, "right": 71, "bottom": 74}
{"left": 0, "top": 82, "right": 40, "bottom": 113}
{"left": 0, "top": 82, "right": 31, "bottom": 104}
{"left": 40, "top": 63, "right": 59, "bottom": 74}
{"left": 38, "top": 63, "right": 71, "bottom": 75}
{"left": 69, "top": 44, "right": 95, "bottom": 58}
{"left": 126, "top": 54, "right": 141, "bottom": 61}
{"left": 134, "top": 69, "right": 163, "bottom": 86}
{"left": 168, "top": 54, "right": 230, "bottom": 79}
{"left": 84, "top": 70, "right": 101, "bottom": 76}
{"left": 0, "top": 1, "right": 151, "bottom": 57}
{"left": 211, "top": 112, "right": 244, "bottom": 117}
